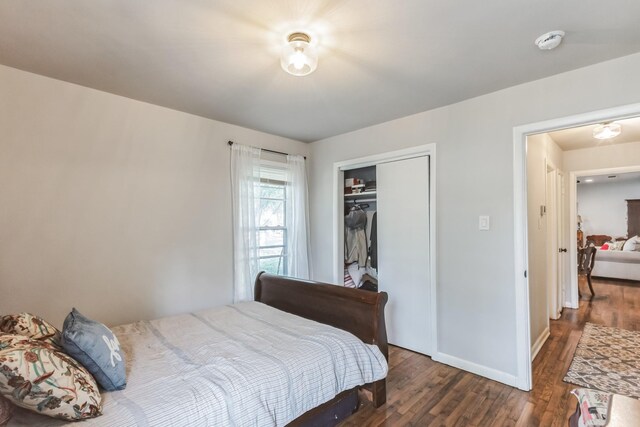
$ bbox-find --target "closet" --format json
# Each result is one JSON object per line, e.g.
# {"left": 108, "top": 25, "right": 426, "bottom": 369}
{"left": 341, "top": 155, "right": 432, "bottom": 356}
{"left": 344, "top": 166, "right": 378, "bottom": 291}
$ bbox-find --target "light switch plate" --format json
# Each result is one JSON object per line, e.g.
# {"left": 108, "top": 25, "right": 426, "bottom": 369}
{"left": 479, "top": 215, "right": 490, "bottom": 231}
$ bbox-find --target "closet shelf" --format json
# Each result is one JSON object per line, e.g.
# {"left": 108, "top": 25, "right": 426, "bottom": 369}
{"left": 344, "top": 191, "right": 377, "bottom": 198}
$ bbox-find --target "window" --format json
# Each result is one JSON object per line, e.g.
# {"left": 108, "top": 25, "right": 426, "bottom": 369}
{"left": 231, "top": 144, "right": 309, "bottom": 301}
{"left": 257, "top": 165, "right": 287, "bottom": 275}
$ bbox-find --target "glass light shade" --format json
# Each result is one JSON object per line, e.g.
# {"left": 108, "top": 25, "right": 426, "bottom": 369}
{"left": 281, "top": 33, "right": 318, "bottom": 76}
{"left": 592, "top": 123, "right": 622, "bottom": 140}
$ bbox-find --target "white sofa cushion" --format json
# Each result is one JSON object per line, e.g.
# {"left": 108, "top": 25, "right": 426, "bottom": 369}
{"left": 623, "top": 236, "right": 640, "bottom": 252}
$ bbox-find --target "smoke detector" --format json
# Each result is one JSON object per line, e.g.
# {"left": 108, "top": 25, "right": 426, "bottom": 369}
{"left": 535, "top": 30, "right": 565, "bottom": 50}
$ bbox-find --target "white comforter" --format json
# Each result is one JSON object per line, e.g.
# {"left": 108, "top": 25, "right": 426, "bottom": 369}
{"left": 10, "top": 302, "right": 387, "bottom": 427}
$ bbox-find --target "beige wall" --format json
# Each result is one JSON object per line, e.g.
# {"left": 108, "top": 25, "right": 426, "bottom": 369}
{"left": 0, "top": 64, "right": 309, "bottom": 328}
{"left": 308, "top": 52, "right": 640, "bottom": 382}
{"left": 563, "top": 140, "right": 640, "bottom": 172}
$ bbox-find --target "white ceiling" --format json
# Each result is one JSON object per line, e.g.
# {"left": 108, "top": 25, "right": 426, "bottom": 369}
{"left": 548, "top": 116, "right": 640, "bottom": 151}
{"left": 2, "top": 1, "right": 640, "bottom": 142}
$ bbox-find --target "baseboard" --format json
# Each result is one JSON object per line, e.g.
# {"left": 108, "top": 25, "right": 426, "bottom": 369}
{"left": 531, "top": 326, "right": 550, "bottom": 361}
{"left": 432, "top": 352, "right": 517, "bottom": 387}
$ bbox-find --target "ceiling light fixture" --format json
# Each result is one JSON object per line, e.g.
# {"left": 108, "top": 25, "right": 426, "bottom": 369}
{"left": 281, "top": 32, "right": 318, "bottom": 76}
{"left": 535, "top": 30, "right": 565, "bottom": 50}
{"left": 592, "top": 122, "right": 622, "bottom": 140}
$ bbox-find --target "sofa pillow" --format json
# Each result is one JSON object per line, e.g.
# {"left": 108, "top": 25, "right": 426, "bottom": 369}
{"left": 608, "top": 241, "right": 625, "bottom": 251}
{"left": 0, "top": 313, "right": 61, "bottom": 347}
{"left": 570, "top": 388, "right": 610, "bottom": 427}
{"left": 622, "top": 236, "right": 640, "bottom": 252}
{"left": 0, "top": 334, "right": 102, "bottom": 420}
{"left": 61, "top": 309, "right": 126, "bottom": 391}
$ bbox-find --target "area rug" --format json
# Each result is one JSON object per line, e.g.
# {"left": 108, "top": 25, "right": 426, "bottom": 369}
{"left": 564, "top": 322, "right": 640, "bottom": 399}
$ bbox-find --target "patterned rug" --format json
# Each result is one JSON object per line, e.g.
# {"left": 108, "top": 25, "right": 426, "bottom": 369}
{"left": 564, "top": 322, "right": 640, "bottom": 399}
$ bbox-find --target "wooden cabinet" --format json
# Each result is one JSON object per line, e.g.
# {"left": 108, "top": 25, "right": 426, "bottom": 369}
{"left": 627, "top": 199, "right": 640, "bottom": 237}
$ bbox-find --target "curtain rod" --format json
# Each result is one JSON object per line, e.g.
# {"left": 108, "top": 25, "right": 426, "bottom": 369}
{"left": 227, "top": 141, "right": 306, "bottom": 159}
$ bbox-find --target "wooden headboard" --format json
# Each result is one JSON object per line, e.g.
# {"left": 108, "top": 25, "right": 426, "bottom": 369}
{"left": 254, "top": 272, "right": 388, "bottom": 406}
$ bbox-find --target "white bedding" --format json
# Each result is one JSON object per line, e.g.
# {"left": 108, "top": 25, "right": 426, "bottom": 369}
{"left": 9, "top": 302, "right": 387, "bottom": 427}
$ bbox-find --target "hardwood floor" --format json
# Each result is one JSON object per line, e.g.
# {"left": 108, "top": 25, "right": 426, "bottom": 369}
{"left": 341, "top": 277, "right": 640, "bottom": 426}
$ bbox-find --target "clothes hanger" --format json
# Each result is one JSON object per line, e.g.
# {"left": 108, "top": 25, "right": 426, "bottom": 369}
{"left": 348, "top": 200, "right": 369, "bottom": 211}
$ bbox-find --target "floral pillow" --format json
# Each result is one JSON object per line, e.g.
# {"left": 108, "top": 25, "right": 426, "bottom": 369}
{"left": 0, "top": 334, "right": 102, "bottom": 420}
{"left": 0, "top": 313, "right": 61, "bottom": 347}
{"left": 0, "top": 393, "right": 13, "bottom": 425}
{"left": 607, "top": 241, "right": 625, "bottom": 251}
{"left": 571, "top": 388, "right": 610, "bottom": 426}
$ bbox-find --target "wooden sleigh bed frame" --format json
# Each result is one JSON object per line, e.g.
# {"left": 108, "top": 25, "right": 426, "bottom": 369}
{"left": 254, "top": 272, "right": 389, "bottom": 426}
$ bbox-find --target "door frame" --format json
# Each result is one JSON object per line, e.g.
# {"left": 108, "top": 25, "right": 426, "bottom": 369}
{"left": 556, "top": 169, "right": 566, "bottom": 314}
{"left": 568, "top": 164, "right": 640, "bottom": 301}
{"left": 513, "top": 102, "right": 640, "bottom": 391}
{"left": 332, "top": 144, "right": 437, "bottom": 355}
{"left": 545, "top": 162, "right": 556, "bottom": 322}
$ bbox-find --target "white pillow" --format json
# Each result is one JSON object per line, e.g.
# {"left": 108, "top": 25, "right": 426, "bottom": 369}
{"left": 623, "top": 236, "right": 640, "bottom": 252}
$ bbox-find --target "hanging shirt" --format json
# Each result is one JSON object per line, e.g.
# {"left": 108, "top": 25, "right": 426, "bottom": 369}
{"left": 345, "top": 208, "right": 368, "bottom": 267}
{"left": 370, "top": 212, "right": 378, "bottom": 269}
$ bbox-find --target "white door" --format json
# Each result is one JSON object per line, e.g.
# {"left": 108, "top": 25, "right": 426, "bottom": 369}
{"left": 546, "top": 167, "right": 566, "bottom": 320}
{"left": 377, "top": 155, "right": 431, "bottom": 355}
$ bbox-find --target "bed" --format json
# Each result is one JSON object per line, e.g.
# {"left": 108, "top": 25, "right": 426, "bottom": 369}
{"left": 8, "top": 273, "right": 389, "bottom": 426}
{"left": 586, "top": 235, "right": 640, "bottom": 282}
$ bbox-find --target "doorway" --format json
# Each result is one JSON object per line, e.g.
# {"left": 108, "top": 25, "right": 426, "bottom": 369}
{"left": 513, "top": 102, "right": 640, "bottom": 391}
{"left": 568, "top": 165, "right": 640, "bottom": 294}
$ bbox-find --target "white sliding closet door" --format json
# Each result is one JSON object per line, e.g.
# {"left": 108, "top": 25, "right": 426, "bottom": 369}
{"left": 377, "top": 155, "right": 431, "bottom": 355}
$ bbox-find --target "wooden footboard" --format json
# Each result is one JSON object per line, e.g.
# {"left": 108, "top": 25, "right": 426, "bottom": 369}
{"left": 254, "top": 272, "right": 388, "bottom": 407}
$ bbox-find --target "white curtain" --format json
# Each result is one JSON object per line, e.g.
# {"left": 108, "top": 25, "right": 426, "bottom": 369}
{"left": 285, "top": 155, "right": 311, "bottom": 279}
{"left": 231, "top": 144, "right": 261, "bottom": 302}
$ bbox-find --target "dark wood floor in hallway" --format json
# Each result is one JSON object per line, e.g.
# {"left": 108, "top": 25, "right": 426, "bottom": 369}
{"left": 340, "top": 277, "right": 640, "bottom": 426}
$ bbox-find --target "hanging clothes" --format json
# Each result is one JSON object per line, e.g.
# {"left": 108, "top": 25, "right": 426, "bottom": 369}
{"left": 345, "top": 207, "right": 368, "bottom": 267}
{"left": 365, "top": 211, "right": 375, "bottom": 243}
{"left": 369, "top": 212, "right": 378, "bottom": 269}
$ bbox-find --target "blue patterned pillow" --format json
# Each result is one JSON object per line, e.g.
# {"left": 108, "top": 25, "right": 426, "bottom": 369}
{"left": 61, "top": 308, "right": 126, "bottom": 391}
